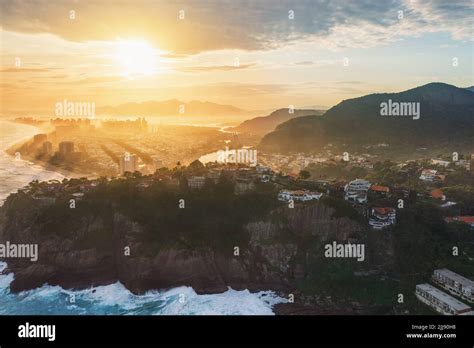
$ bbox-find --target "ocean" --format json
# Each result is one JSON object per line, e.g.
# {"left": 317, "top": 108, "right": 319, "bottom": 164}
{"left": 0, "top": 120, "right": 285, "bottom": 315}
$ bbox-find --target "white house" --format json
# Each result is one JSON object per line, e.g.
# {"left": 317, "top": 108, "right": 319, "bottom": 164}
{"left": 344, "top": 179, "right": 371, "bottom": 204}
{"left": 419, "top": 169, "right": 438, "bottom": 181}
{"left": 369, "top": 207, "right": 396, "bottom": 229}
{"left": 430, "top": 159, "right": 450, "bottom": 167}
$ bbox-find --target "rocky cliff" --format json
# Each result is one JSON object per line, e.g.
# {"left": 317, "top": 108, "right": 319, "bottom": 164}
{"left": 0, "top": 197, "right": 363, "bottom": 306}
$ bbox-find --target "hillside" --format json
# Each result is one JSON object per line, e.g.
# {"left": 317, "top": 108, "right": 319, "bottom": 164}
{"left": 233, "top": 108, "right": 324, "bottom": 135}
{"left": 260, "top": 83, "right": 474, "bottom": 156}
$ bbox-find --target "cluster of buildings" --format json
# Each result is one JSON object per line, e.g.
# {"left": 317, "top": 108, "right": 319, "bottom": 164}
{"left": 419, "top": 169, "right": 446, "bottom": 183}
{"left": 258, "top": 152, "right": 376, "bottom": 176}
{"left": 420, "top": 155, "right": 474, "bottom": 183}
{"left": 430, "top": 158, "right": 472, "bottom": 171}
{"left": 343, "top": 179, "right": 398, "bottom": 230}
{"left": 186, "top": 165, "right": 273, "bottom": 195}
{"left": 416, "top": 269, "right": 473, "bottom": 315}
{"left": 33, "top": 133, "right": 83, "bottom": 163}
{"left": 101, "top": 118, "right": 148, "bottom": 134}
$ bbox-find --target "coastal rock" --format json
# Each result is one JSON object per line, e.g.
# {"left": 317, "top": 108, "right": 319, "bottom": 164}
{"left": 0, "top": 199, "right": 365, "bottom": 312}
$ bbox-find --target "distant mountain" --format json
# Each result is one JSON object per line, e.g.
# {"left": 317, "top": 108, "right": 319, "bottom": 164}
{"left": 465, "top": 86, "right": 474, "bottom": 93}
{"left": 233, "top": 108, "right": 325, "bottom": 135}
{"left": 260, "top": 83, "right": 474, "bottom": 155}
{"left": 97, "top": 100, "right": 251, "bottom": 116}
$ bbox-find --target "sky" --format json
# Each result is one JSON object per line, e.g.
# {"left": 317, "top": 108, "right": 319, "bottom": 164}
{"left": 0, "top": 0, "right": 473, "bottom": 115}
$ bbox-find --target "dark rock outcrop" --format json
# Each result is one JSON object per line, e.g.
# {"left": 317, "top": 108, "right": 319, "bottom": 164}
{"left": 0, "top": 200, "right": 363, "bottom": 313}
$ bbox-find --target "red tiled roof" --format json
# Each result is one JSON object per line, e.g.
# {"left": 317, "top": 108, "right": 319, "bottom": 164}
{"left": 370, "top": 185, "right": 389, "bottom": 193}
{"left": 430, "top": 189, "right": 444, "bottom": 199}
{"left": 446, "top": 216, "right": 474, "bottom": 224}
{"left": 373, "top": 207, "right": 395, "bottom": 215}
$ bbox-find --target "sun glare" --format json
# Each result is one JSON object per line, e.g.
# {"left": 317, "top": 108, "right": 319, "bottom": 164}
{"left": 114, "top": 39, "right": 159, "bottom": 77}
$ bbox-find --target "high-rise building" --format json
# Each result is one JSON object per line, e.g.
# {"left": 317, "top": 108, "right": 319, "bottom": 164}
{"left": 119, "top": 153, "right": 138, "bottom": 175}
{"left": 59, "top": 141, "right": 74, "bottom": 156}
{"left": 42, "top": 141, "right": 53, "bottom": 155}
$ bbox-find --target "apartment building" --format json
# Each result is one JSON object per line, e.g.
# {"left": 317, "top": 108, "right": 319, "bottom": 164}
{"left": 415, "top": 283, "right": 472, "bottom": 315}
{"left": 433, "top": 269, "right": 474, "bottom": 303}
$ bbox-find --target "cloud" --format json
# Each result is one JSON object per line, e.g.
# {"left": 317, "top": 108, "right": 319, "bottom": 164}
{"left": 0, "top": 0, "right": 471, "bottom": 54}
{"left": 71, "top": 75, "right": 125, "bottom": 85}
{"left": 0, "top": 67, "right": 49, "bottom": 72}
{"left": 291, "top": 60, "right": 338, "bottom": 67}
{"left": 176, "top": 63, "right": 255, "bottom": 73}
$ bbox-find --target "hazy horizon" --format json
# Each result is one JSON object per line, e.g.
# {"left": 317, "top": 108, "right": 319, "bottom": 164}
{"left": 1, "top": 0, "right": 473, "bottom": 116}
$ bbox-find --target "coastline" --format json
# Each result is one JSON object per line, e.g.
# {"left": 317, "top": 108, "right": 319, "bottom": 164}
{"left": 2, "top": 120, "right": 90, "bottom": 180}
{"left": 0, "top": 120, "right": 288, "bottom": 315}
{"left": 0, "top": 121, "right": 66, "bottom": 203}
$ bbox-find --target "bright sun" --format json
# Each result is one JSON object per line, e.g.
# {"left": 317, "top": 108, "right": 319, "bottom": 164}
{"left": 114, "top": 39, "right": 158, "bottom": 77}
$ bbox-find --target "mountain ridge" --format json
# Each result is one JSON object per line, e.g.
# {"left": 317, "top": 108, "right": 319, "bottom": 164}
{"left": 232, "top": 108, "right": 325, "bottom": 135}
{"left": 260, "top": 83, "right": 474, "bottom": 155}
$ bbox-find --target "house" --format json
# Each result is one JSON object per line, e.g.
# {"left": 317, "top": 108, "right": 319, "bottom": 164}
{"left": 344, "top": 191, "right": 368, "bottom": 204}
{"left": 430, "top": 189, "right": 445, "bottom": 200}
{"left": 369, "top": 207, "right": 396, "bottom": 229}
{"left": 370, "top": 185, "right": 390, "bottom": 196}
{"left": 278, "top": 190, "right": 323, "bottom": 202}
{"left": 430, "top": 159, "right": 450, "bottom": 167}
{"left": 415, "top": 283, "right": 472, "bottom": 315}
{"left": 346, "top": 179, "right": 371, "bottom": 191}
{"left": 420, "top": 169, "right": 438, "bottom": 181}
{"left": 432, "top": 269, "right": 474, "bottom": 303}
{"left": 344, "top": 179, "right": 371, "bottom": 204}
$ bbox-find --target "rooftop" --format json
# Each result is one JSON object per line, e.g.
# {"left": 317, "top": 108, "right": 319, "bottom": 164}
{"left": 434, "top": 269, "right": 474, "bottom": 287}
{"left": 416, "top": 283, "right": 471, "bottom": 311}
{"left": 373, "top": 207, "right": 396, "bottom": 215}
{"left": 370, "top": 185, "right": 390, "bottom": 193}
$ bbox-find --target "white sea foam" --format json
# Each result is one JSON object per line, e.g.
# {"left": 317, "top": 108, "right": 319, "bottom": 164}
{"left": 0, "top": 269, "right": 285, "bottom": 315}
